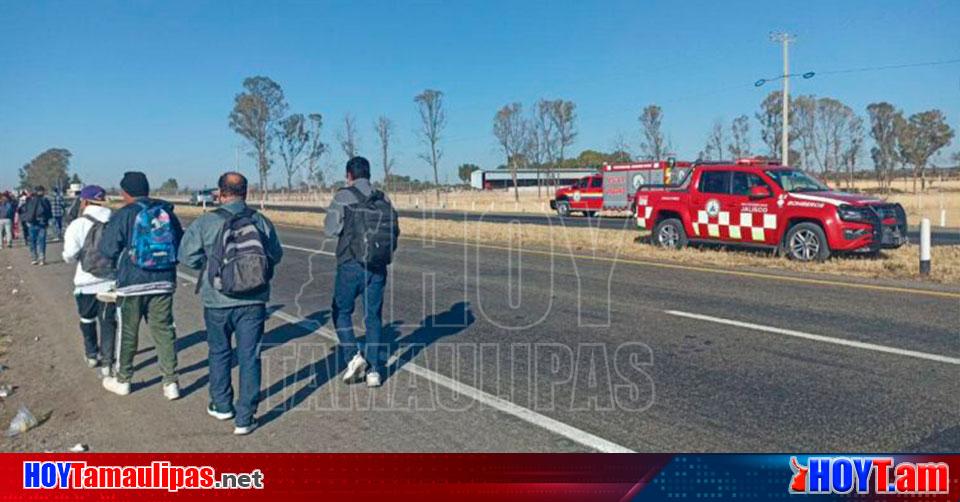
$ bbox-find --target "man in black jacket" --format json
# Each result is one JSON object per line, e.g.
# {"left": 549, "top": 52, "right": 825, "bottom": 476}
{"left": 98, "top": 171, "right": 184, "bottom": 400}
{"left": 21, "top": 186, "right": 52, "bottom": 265}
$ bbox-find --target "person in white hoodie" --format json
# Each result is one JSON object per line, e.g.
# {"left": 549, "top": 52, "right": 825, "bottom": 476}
{"left": 62, "top": 185, "right": 117, "bottom": 375}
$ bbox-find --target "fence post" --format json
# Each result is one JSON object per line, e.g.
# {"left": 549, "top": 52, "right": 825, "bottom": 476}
{"left": 920, "top": 218, "right": 931, "bottom": 276}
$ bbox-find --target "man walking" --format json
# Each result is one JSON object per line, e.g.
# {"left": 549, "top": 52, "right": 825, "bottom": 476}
{"left": 0, "top": 193, "right": 15, "bottom": 248}
{"left": 51, "top": 188, "right": 65, "bottom": 241}
{"left": 99, "top": 171, "right": 183, "bottom": 399}
{"left": 324, "top": 156, "right": 399, "bottom": 388}
{"left": 180, "top": 172, "right": 283, "bottom": 435}
{"left": 62, "top": 185, "right": 117, "bottom": 374}
{"left": 21, "top": 186, "right": 52, "bottom": 265}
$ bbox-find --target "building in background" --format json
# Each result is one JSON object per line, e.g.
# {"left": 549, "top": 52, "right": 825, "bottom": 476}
{"left": 470, "top": 168, "right": 597, "bottom": 190}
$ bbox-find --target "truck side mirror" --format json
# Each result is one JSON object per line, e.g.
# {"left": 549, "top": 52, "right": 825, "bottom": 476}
{"left": 748, "top": 186, "right": 771, "bottom": 199}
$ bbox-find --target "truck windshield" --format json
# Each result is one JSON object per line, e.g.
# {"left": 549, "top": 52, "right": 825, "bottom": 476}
{"left": 764, "top": 169, "right": 829, "bottom": 193}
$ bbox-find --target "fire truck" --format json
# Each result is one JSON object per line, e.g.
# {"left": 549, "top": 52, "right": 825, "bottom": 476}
{"left": 549, "top": 159, "right": 693, "bottom": 216}
{"left": 634, "top": 158, "right": 908, "bottom": 261}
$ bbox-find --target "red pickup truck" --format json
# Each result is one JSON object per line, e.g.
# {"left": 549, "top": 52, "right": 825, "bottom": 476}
{"left": 635, "top": 158, "right": 908, "bottom": 261}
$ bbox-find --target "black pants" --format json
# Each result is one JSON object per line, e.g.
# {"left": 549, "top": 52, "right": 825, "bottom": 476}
{"left": 75, "top": 293, "right": 118, "bottom": 366}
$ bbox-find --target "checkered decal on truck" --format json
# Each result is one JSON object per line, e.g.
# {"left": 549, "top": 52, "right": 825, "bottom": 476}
{"left": 692, "top": 210, "right": 776, "bottom": 241}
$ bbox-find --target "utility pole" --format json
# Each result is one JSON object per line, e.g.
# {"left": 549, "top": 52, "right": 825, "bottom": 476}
{"left": 770, "top": 32, "right": 795, "bottom": 165}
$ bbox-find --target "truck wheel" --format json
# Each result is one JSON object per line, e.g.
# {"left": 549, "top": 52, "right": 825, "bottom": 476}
{"left": 784, "top": 223, "right": 831, "bottom": 262}
{"left": 555, "top": 201, "right": 570, "bottom": 217}
{"left": 653, "top": 218, "right": 688, "bottom": 249}
{"left": 584, "top": 211, "right": 597, "bottom": 218}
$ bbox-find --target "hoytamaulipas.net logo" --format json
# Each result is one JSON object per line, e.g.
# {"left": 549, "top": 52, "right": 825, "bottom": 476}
{"left": 23, "top": 460, "right": 264, "bottom": 492}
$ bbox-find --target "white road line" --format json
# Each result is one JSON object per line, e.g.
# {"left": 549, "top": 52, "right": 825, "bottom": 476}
{"left": 665, "top": 310, "right": 960, "bottom": 366}
{"left": 282, "top": 244, "right": 335, "bottom": 256}
{"left": 177, "top": 271, "right": 633, "bottom": 453}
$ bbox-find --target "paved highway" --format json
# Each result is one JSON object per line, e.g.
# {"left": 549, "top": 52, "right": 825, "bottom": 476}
{"left": 183, "top": 216, "right": 960, "bottom": 451}
{"left": 177, "top": 201, "right": 960, "bottom": 246}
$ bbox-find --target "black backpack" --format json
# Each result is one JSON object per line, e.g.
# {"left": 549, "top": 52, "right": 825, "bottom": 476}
{"left": 204, "top": 208, "right": 272, "bottom": 296}
{"left": 342, "top": 187, "right": 399, "bottom": 268}
{"left": 79, "top": 215, "right": 116, "bottom": 279}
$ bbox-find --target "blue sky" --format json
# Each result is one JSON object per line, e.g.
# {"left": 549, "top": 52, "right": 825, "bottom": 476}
{"left": 1, "top": 0, "right": 958, "bottom": 190}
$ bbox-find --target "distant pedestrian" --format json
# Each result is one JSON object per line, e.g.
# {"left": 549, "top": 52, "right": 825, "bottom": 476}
{"left": 51, "top": 188, "right": 65, "bottom": 240}
{"left": 17, "top": 191, "right": 29, "bottom": 245}
{"left": 98, "top": 171, "right": 183, "bottom": 400}
{"left": 324, "top": 156, "right": 399, "bottom": 388}
{"left": 62, "top": 185, "right": 117, "bottom": 375}
{"left": 21, "top": 186, "right": 52, "bottom": 265}
{"left": 0, "top": 193, "right": 16, "bottom": 248}
{"left": 180, "top": 172, "right": 283, "bottom": 435}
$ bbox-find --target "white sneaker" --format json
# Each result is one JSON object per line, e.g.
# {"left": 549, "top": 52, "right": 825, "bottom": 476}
{"left": 365, "top": 371, "right": 382, "bottom": 388}
{"left": 342, "top": 353, "right": 367, "bottom": 383}
{"left": 233, "top": 421, "right": 258, "bottom": 436}
{"left": 102, "top": 376, "right": 130, "bottom": 396}
{"left": 207, "top": 403, "right": 234, "bottom": 421}
{"left": 163, "top": 382, "right": 180, "bottom": 400}
{"left": 85, "top": 357, "right": 99, "bottom": 368}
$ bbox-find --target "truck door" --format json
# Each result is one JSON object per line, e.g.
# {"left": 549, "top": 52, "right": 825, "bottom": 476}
{"left": 729, "top": 171, "right": 778, "bottom": 244}
{"left": 586, "top": 176, "right": 604, "bottom": 211}
{"left": 691, "top": 170, "right": 733, "bottom": 240}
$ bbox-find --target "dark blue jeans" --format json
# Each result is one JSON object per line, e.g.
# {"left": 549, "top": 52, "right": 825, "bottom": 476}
{"left": 204, "top": 304, "right": 266, "bottom": 427}
{"left": 27, "top": 223, "right": 46, "bottom": 261}
{"left": 332, "top": 260, "right": 387, "bottom": 372}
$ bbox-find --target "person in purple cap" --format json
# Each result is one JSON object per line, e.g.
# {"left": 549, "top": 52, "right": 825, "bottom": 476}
{"left": 62, "top": 185, "right": 118, "bottom": 375}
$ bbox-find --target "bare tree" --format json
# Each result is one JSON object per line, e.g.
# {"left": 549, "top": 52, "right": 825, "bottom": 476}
{"left": 897, "top": 110, "right": 954, "bottom": 193}
{"left": 337, "top": 113, "right": 360, "bottom": 160}
{"left": 638, "top": 105, "right": 667, "bottom": 160}
{"left": 546, "top": 99, "right": 577, "bottom": 191}
{"left": 792, "top": 95, "right": 818, "bottom": 171}
{"left": 493, "top": 102, "right": 528, "bottom": 202}
{"left": 374, "top": 116, "right": 395, "bottom": 192}
{"left": 532, "top": 100, "right": 557, "bottom": 198}
{"left": 303, "top": 113, "right": 326, "bottom": 192}
{"left": 844, "top": 115, "right": 865, "bottom": 189}
{"left": 755, "top": 91, "right": 798, "bottom": 163}
{"left": 276, "top": 113, "right": 309, "bottom": 191}
{"left": 727, "top": 115, "right": 751, "bottom": 159}
{"left": 703, "top": 118, "right": 725, "bottom": 160}
{"left": 866, "top": 102, "right": 901, "bottom": 194}
{"left": 229, "top": 76, "right": 287, "bottom": 207}
{"left": 610, "top": 132, "right": 632, "bottom": 162}
{"left": 414, "top": 89, "right": 446, "bottom": 203}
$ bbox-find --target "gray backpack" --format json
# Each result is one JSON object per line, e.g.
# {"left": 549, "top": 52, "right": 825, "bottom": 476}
{"left": 79, "top": 215, "right": 116, "bottom": 279}
{"left": 204, "top": 208, "right": 271, "bottom": 296}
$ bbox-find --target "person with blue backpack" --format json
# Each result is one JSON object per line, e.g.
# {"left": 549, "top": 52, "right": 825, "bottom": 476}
{"left": 98, "top": 171, "right": 184, "bottom": 400}
{"left": 179, "top": 172, "right": 283, "bottom": 435}
{"left": 324, "top": 156, "right": 399, "bottom": 388}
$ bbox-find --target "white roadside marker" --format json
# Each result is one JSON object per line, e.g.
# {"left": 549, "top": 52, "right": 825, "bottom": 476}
{"left": 665, "top": 310, "right": 960, "bottom": 366}
{"left": 177, "top": 271, "right": 634, "bottom": 453}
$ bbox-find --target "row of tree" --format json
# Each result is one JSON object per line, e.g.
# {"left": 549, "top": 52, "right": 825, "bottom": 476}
{"left": 228, "top": 76, "right": 452, "bottom": 203}
{"left": 491, "top": 99, "right": 578, "bottom": 201}
{"left": 693, "top": 92, "right": 954, "bottom": 193}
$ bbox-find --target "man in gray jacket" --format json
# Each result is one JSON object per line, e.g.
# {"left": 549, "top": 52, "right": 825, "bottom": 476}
{"left": 324, "top": 156, "right": 395, "bottom": 387}
{"left": 179, "top": 172, "right": 283, "bottom": 435}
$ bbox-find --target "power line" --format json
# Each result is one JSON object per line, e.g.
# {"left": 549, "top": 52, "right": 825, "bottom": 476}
{"left": 817, "top": 57, "right": 960, "bottom": 76}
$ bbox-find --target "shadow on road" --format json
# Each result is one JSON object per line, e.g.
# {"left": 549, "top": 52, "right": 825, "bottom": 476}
{"left": 257, "top": 301, "right": 475, "bottom": 429}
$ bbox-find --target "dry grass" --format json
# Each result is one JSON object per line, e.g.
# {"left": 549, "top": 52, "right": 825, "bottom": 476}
{"left": 175, "top": 204, "right": 960, "bottom": 285}
{"left": 210, "top": 175, "right": 960, "bottom": 226}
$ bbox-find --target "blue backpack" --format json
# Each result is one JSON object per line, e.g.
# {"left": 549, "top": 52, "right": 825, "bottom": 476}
{"left": 129, "top": 201, "right": 177, "bottom": 270}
